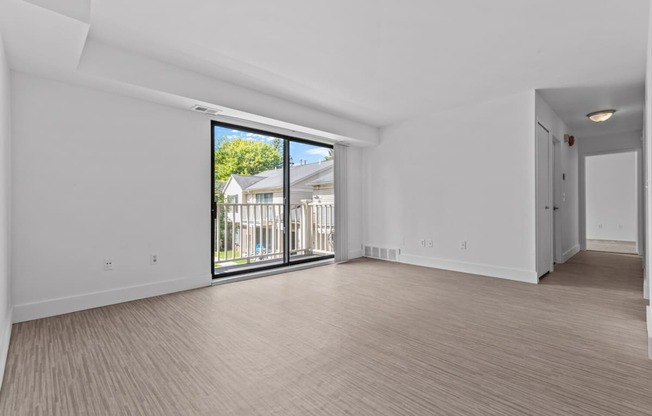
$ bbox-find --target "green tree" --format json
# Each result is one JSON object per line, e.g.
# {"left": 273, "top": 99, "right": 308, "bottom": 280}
{"left": 214, "top": 138, "right": 283, "bottom": 182}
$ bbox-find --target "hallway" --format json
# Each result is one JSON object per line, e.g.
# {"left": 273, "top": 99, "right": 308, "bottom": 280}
{"left": 541, "top": 250, "right": 648, "bottom": 356}
{"left": 0, "top": 252, "right": 650, "bottom": 415}
{"left": 544, "top": 250, "right": 644, "bottom": 294}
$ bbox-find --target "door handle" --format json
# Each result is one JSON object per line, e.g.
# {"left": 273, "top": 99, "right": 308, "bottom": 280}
{"left": 553, "top": 206, "right": 560, "bottom": 211}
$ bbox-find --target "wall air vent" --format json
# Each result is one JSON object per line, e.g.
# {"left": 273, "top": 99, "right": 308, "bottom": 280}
{"left": 363, "top": 246, "right": 399, "bottom": 262}
{"left": 192, "top": 105, "right": 222, "bottom": 116}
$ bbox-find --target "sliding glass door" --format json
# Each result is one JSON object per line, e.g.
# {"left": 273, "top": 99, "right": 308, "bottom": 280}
{"left": 212, "top": 121, "right": 334, "bottom": 278}
{"left": 289, "top": 142, "right": 335, "bottom": 263}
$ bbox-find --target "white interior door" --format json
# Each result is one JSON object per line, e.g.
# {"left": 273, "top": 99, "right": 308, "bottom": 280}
{"left": 536, "top": 123, "right": 553, "bottom": 277}
{"left": 553, "top": 139, "right": 563, "bottom": 262}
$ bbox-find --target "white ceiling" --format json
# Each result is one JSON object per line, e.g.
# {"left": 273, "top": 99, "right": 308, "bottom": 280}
{"left": 0, "top": 0, "right": 649, "bottom": 133}
{"left": 539, "top": 84, "right": 645, "bottom": 138}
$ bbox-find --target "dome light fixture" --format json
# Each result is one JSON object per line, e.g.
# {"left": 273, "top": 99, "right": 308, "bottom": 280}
{"left": 586, "top": 109, "right": 616, "bottom": 123}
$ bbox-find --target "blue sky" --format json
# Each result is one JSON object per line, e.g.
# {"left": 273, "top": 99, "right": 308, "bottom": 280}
{"left": 214, "top": 126, "right": 330, "bottom": 165}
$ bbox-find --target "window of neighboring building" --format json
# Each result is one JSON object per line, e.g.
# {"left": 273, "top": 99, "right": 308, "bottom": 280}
{"left": 255, "top": 193, "right": 273, "bottom": 203}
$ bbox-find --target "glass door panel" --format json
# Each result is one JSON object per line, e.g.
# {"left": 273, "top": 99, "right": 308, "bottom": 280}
{"left": 212, "top": 124, "right": 284, "bottom": 276}
{"left": 289, "top": 142, "right": 335, "bottom": 263}
{"left": 212, "top": 121, "right": 334, "bottom": 279}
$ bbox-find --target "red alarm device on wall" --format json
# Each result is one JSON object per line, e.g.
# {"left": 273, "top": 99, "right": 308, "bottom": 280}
{"left": 564, "top": 134, "right": 575, "bottom": 146}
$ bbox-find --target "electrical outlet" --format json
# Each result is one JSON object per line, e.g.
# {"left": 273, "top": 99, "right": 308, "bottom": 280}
{"left": 419, "top": 239, "right": 426, "bottom": 247}
{"left": 104, "top": 258, "right": 113, "bottom": 271}
{"left": 598, "top": 224, "right": 603, "bottom": 229}
{"left": 150, "top": 253, "right": 159, "bottom": 265}
{"left": 427, "top": 239, "right": 434, "bottom": 248}
{"left": 460, "top": 241, "right": 467, "bottom": 250}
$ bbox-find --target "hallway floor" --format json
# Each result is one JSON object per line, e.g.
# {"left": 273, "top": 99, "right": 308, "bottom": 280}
{"left": 587, "top": 239, "right": 638, "bottom": 254}
{"left": 0, "top": 251, "right": 650, "bottom": 415}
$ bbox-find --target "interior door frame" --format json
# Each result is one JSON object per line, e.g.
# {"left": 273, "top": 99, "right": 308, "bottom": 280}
{"left": 578, "top": 148, "right": 642, "bottom": 254}
{"left": 535, "top": 121, "right": 554, "bottom": 278}
{"left": 211, "top": 120, "right": 335, "bottom": 280}
{"left": 552, "top": 137, "right": 563, "bottom": 263}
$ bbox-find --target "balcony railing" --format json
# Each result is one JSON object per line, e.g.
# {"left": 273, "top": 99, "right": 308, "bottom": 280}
{"left": 214, "top": 201, "right": 335, "bottom": 267}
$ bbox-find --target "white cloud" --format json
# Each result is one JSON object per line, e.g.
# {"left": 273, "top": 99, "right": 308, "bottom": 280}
{"left": 305, "top": 148, "right": 331, "bottom": 157}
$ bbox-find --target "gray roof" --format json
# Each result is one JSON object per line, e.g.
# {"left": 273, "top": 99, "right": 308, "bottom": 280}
{"left": 306, "top": 171, "right": 333, "bottom": 186}
{"left": 231, "top": 174, "right": 265, "bottom": 189}
{"left": 241, "top": 160, "right": 333, "bottom": 192}
{"left": 255, "top": 169, "right": 277, "bottom": 178}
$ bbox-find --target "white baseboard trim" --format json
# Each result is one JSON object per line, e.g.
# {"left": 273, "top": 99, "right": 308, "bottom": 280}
{"left": 13, "top": 275, "right": 211, "bottom": 323}
{"left": 398, "top": 253, "right": 538, "bottom": 284}
{"left": 0, "top": 309, "right": 13, "bottom": 390}
{"left": 349, "top": 249, "right": 363, "bottom": 260}
{"left": 562, "top": 245, "right": 581, "bottom": 263}
{"left": 647, "top": 306, "right": 651, "bottom": 360}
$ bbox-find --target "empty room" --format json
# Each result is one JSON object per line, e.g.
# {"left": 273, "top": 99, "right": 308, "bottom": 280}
{"left": 1, "top": 0, "right": 652, "bottom": 415}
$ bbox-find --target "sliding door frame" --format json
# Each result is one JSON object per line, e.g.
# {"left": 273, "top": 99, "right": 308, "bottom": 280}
{"left": 211, "top": 120, "right": 334, "bottom": 280}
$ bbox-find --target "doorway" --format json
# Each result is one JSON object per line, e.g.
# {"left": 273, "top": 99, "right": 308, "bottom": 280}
{"left": 212, "top": 121, "right": 335, "bottom": 278}
{"left": 584, "top": 152, "right": 638, "bottom": 255}
{"left": 536, "top": 122, "right": 553, "bottom": 277}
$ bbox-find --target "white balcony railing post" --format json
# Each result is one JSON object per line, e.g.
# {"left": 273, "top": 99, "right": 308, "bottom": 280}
{"left": 302, "top": 201, "right": 311, "bottom": 255}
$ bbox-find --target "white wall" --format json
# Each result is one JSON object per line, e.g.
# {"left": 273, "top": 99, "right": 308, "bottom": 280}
{"left": 645, "top": 0, "right": 652, "bottom": 358}
{"left": 579, "top": 130, "right": 643, "bottom": 155}
{"left": 0, "top": 31, "right": 13, "bottom": 387}
{"left": 585, "top": 152, "right": 638, "bottom": 242}
{"left": 362, "top": 91, "right": 537, "bottom": 283}
{"left": 11, "top": 72, "right": 365, "bottom": 322}
{"left": 535, "top": 93, "right": 580, "bottom": 262}
{"left": 11, "top": 73, "right": 211, "bottom": 322}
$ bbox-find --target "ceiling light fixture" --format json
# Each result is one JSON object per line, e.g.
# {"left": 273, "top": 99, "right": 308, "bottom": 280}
{"left": 586, "top": 109, "right": 616, "bottom": 123}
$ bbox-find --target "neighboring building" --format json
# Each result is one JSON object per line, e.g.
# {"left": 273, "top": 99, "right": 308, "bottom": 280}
{"left": 307, "top": 171, "right": 334, "bottom": 204}
{"left": 221, "top": 160, "right": 333, "bottom": 206}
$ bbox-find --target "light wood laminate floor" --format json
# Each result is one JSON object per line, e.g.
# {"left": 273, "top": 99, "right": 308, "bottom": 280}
{"left": 587, "top": 239, "right": 638, "bottom": 254}
{"left": 0, "top": 251, "right": 651, "bottom": 415}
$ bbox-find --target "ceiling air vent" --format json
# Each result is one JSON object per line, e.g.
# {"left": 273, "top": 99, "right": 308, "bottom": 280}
{"left": 192, "top": 105, "right": 222, "bottom": 116}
